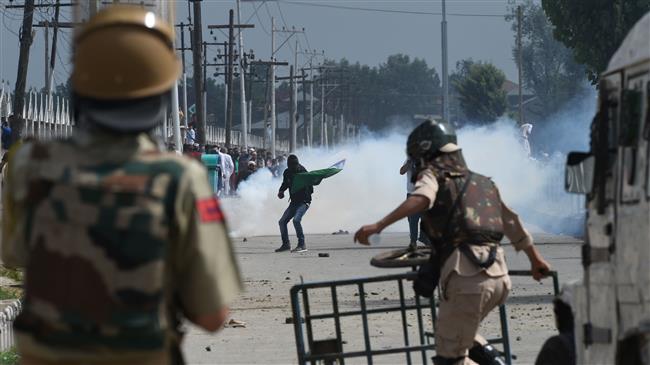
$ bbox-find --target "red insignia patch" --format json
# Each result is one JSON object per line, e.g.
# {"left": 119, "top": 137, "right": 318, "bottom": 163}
{"left": 196, "top": 197, "right": 224, "bottom": 222}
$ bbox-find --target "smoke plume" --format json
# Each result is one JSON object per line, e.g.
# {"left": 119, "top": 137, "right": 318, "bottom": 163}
{"left": 222, "top": 92, "right": 595, "bottom": 238}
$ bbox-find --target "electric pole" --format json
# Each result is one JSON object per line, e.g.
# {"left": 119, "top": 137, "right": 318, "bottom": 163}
{"left": 175, "top": 22, "right": 192, "bottom": 127}
{"left": 236, "top": 0, "right": 254, "bottom": 148}
{"left": 517, "top": 5, "right": 524, "bottom": 125}
{"left": 301, "top": 68, "right": 307, "bottom": 147}
{"left": 249, "top": 59, "right": 288, "bottom": 153}
{"left": 11, "top": 0, "right": 36, "bottom": 140}
{"left": 208, "top": 10, "right": 253, "bottom": 148}
{"left": 44, "top": 22, "right": 49, "bottom": 87}
{"left": 441, "top": 0, "right": 449, "bottom": 122}
{"left": 289, "top": 66, "right": 296, "bottom": 152}
{"left": 271, "top": 20, "right": 304, "bottom": 155}
{"left": 191, "top": 0, "right": 205, "bottom": 144}
{"left": 271, "top": 17, "right": 277, "bottom": 157}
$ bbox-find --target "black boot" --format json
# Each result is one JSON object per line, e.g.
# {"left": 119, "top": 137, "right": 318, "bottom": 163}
{"left": 275, "top": 243, "right": 291, "bottom": 252}
{"left": 468, "top": 343, "right": 506, "bottom": 365}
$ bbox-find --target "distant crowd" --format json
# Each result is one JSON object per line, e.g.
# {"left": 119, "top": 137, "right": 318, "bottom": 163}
{"left": 172, "top": 125, "right": 288, "bottom": 196}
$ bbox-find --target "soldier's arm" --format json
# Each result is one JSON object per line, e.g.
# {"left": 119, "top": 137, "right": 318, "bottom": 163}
{"left": 499, "top": 194, "right": 550, "bottom": 280}
{"left": 174, "top": 161, "right": 243, "bottom": 331}
{"left": 354, "top": 169, "right": 435, "bottom": 244}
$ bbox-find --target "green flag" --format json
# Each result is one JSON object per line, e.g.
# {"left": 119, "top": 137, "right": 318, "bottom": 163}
{"left": 291, "top": 159, "right": 345, "bottom": 192}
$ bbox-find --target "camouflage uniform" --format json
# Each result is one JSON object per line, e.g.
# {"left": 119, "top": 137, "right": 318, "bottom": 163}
{"left": 412, "top": 150, "right": 533, "bottom": 365}
{"left": 1, "top": 130, "right": 242, "bottom": 364}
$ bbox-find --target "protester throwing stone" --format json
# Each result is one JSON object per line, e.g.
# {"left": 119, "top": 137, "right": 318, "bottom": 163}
{"left": 276, "top": 154, "right": 312, "bottom": 253}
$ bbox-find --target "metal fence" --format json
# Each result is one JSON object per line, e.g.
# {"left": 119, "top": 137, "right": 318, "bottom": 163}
{"left": 291, "top": 270, "right": 560, "bottom": 365}
{"left": 0, "top": 300, "right": 21, "bottom": 351}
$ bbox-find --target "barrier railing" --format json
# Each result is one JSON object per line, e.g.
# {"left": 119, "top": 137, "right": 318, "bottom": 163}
{"left": 0, "top": 300, "right": 21, "bottom": 351}
{"left": 291, "top": 269, "right": 560, "bottom": 365}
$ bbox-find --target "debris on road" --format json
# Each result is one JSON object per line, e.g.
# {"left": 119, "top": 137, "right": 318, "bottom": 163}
{"left": 331, "top": 230, "right": 349, "bottom": 235}
{"left": 225, "top": 319, "right": 247, "bottom": 328}
{"left": 318, "top": 253, "right": 330, "bottom": 258}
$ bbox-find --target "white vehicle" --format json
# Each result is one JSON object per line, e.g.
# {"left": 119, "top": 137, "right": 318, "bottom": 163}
{"left": 565, "top": 11, "right": 650, "bottom": 364}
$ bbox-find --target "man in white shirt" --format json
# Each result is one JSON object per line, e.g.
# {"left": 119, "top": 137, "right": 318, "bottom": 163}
{"left": 220, "top": 147, "right": 235, "bottom": 196}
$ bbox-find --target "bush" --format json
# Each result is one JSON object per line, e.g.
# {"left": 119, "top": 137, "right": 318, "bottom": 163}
{"left": 0, "top": 347, "right": 19, "bottom": 365}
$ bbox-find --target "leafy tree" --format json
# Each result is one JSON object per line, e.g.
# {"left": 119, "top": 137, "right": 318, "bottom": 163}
{"left": 542, "top": 0, "right": 650, "bottom": 83}
{"left": 453, "top": 61, "right": 507, "bottom": 124}
{"left": 507, "top": 1, "right": 588, "bottom": 120}
{"left": 318, "top": 54, "right": 440, "bottom": 131}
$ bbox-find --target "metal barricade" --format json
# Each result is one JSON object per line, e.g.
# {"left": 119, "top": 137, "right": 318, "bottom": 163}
{"left": 291, "top": 270, "right": 560, "bottom": 365}
{"left": 291, "top": 272, "right": 436, "bottom": 365}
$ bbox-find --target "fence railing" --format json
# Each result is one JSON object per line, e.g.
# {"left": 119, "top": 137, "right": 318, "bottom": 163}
{"left": 0, "top": 88, "right": 290, "bottom": 152}
{"left": 0, "top": 300, "right": 21, "bottom": 351}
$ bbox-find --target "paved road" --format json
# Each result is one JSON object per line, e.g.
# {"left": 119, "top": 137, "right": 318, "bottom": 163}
{"left": 182, "top": 232, "right": 582, "bottom": 365}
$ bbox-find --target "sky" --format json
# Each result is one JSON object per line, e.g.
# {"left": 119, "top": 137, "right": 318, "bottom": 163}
{"left": 0, "top": 0, "right": 521, "bottom": 92}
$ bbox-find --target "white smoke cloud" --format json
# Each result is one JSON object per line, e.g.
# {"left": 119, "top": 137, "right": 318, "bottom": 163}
{"left": 222, "top": 92, "right": 596, "bottom": 238}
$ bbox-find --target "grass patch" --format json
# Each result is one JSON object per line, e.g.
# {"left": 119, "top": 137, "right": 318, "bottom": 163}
{"left": 0, "top": 287, "right": 20, "bottom": 301}
{"left": 0, "top": 267, "right": 22, "bottom": 283}
{"left": 0, "top": 347, "right": 19, "bottom": 365}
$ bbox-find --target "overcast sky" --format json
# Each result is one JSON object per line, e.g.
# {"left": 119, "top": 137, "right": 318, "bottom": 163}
{"left": 0, "top": 0, "right": 520, "bottom": 92}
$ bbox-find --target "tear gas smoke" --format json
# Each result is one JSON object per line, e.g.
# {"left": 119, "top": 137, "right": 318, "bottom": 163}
{"left": 222, "top": 92, "right": 595, "bottom": 238}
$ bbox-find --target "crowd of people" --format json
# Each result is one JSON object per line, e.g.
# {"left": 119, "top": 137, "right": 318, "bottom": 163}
{"left": 174, "top": 131, "right": 289, "bottom": 196}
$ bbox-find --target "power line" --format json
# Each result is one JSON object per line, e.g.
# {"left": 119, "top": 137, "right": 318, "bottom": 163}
{"left": 277, "top": 1, "right": 506, "bottom": 17}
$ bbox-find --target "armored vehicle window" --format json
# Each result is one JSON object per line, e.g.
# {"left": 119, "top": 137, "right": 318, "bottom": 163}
{"left": 620, "top": 89, "right": 642, "bottom": 146}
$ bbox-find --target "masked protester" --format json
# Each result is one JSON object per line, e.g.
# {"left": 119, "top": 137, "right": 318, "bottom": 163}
{"left": 1, "top": 6, "right": 242, "bottom": 365}
{"left": 276, "top": 154, "right": 312, "bottom": 253}
{"left": 354, "top": 119, "right": 551, "bottom": 365}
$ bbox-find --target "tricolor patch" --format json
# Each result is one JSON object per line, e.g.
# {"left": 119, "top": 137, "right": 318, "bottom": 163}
{"left": 196, "top": 197, "right": 224, "bottom": 223}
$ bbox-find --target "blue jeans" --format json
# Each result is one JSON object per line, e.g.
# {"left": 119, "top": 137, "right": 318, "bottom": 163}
{"left": 279, "top": 202, "right": 310, "bottom": 246}
{"left": 407, "top": 193, "right": 422, "bottom": 244}
{"left": 408, "top": 212, "right": 421, "bottom": 244}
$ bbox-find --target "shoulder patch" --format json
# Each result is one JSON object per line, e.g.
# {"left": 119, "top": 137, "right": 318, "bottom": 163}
{"left": 196, "top": 197, "right": 224, "bottom": 222}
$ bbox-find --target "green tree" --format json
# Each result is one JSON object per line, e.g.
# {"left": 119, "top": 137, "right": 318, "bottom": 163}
{"left": 319, "top": 54, "right": 440, "bottom": 131}
{"left": 542, "top": 0, "right": 650, "bottom": 83}
{"left": 508, "top": 1, "right": 588, "bottom": 120}
{"left": 453, "top": 61, "right": 507, "bottom": 124}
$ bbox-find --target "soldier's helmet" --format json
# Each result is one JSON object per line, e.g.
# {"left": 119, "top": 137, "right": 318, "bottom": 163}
{"left": 406, "top": 119, "right": 459, "bottom": 163}
{"left": 72, "top": 5, "right": 180, "bottom": 132}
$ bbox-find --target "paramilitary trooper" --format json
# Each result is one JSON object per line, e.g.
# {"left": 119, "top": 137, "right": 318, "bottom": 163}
{"left": 1, "top": 6, "right": 242, "bottom": 365}
{"left": 355, "top": 120, "right": 551, "bottom": 365}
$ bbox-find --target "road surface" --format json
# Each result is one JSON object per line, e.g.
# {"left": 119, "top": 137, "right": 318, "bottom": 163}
{"left": 182, "top": 232, "right": 582, "bottom": 365}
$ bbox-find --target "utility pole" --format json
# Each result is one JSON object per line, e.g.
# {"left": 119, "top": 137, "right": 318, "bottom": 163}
{"left": 517, "top": 5, "right": 524, "bottom": 125}
{"left": 226, "top": 10, "right": 235, "bottom": 148}
{"left": 191, "top": 0, "right": 205, "bottom": 144}
{"left": 44, "top": 22, "right": 49, "bottom": 87}
{"left": 441, "top": 0, "right": 449, "bottom": 122}
{"left": 271, "top": 17, "right": 277, "bottom": 157}
{"left": 236, "top": 0, "right": 254, "bottom": 148}
{"left": 301, "top": 68, "right": 307, "bottom": 147}
{"left": 11, "top": 0, "right": 36, "bottom": 140}
{"left": 47, "top": 0, "right": 61, "bottom": 135}
{"left": 250, "top": 59, "right": 288, "bottom": 153}
{"left": 271, "top": 20, "right": 304, "bottom": 155}
{"left": 208, "top": 11, "right": 253, "bottom": 148}
{"left": 277, "top": 70, "right": 305, "bottom": 152}
{"left": 175, "top": 22, "right": 191, "bottom": 127}
{"left": 289, "top": 66, "right": 296, "bottom": 152}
